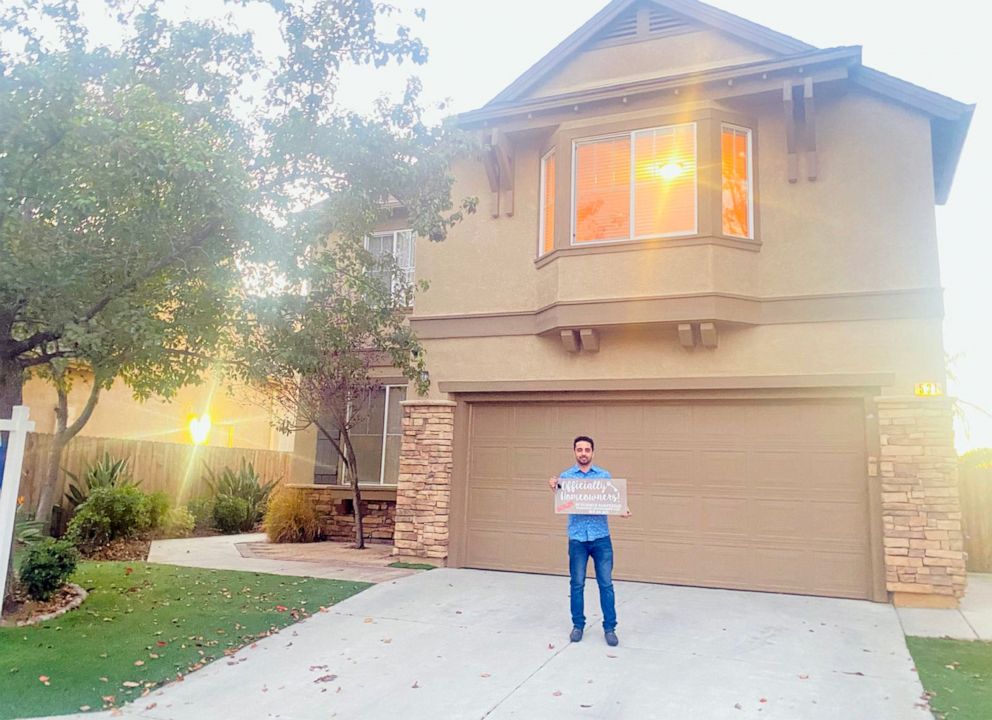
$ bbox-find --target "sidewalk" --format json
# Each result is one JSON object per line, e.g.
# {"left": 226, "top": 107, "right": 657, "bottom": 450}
{"left": 146, "top": 533, "right": 417, "bottom": 583}
{"left": 896, "top": 573, "right": 992, "bottom": 639}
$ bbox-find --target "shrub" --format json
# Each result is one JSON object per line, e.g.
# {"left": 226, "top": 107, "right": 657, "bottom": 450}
{"left": 204, "top": 461, "right": 279, "bottom": 528}
{"left": 66, "top": 486, "right": 150, "bottom": 548}
{"left": 212, "top": 495, "right": 252, "bottom": 534}
{"left": 18, "top": 538, "right": 80, "bottom": 601}
{"left": 64, "top": 452, "right": 138, "bottom": 511}
{"left": 161, "top": 506, "right": 195, "bottom": 538}
{"left": 186, "top": 497, "right": 215, "bottom": 529}
{"left": 143, "top": 491, "right": 171, "bottom": 530}
{"left": 265, "top": 489, "right": 322, "bottom": 543}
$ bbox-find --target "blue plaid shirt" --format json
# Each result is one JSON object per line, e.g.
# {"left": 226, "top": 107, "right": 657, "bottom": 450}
{"left": 559, "top": 464, "right": 612, "bottom": 541}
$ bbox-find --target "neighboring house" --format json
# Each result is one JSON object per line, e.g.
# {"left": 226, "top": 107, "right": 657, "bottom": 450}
{"left": 296, "top": 0, "right": 974, "bottom": 607}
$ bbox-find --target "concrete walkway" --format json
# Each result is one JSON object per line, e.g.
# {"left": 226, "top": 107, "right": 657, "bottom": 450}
{"left": 31, "top": 569, "right": 932, "bottom": 720}
{"left": 146, "top": 533, "right": 416, "bottom": 583}
{"left": 896, "top": 573, "right": 992, "bottom": 639}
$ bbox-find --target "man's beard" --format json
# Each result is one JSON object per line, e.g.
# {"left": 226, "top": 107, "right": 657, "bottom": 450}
{"left": 577, "top": 456, "right": 591, "bottom": 466}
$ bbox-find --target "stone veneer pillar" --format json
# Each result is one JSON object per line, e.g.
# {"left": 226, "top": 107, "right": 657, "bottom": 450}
{"left": 877, "top": 396, "right": 967, "bottom": 606}
{"left": 393, "top": 400, "right": 455, "bottom": 562}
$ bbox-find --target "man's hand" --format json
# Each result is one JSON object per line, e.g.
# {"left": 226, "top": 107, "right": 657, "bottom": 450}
{"left": 620, "top": 507, "right": 632, "bottom": 519}
{"left": 548, "top": 477, "right": 560, "bottom": 492}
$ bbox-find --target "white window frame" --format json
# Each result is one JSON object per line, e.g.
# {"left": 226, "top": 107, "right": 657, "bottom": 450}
{"left": 570, "top": 122, "right": 698, "bottom": 246}
{"left": 365, "top": 229, "right": 415, "bottom": 294}
{"left": 342, "top": 384, "right": 406, "bottom": 486}
{"left": 538, "top": 148, "right": 556, "bottom": 257}
{"left": 720, "top": 123, "right": 754, "bottom": 240}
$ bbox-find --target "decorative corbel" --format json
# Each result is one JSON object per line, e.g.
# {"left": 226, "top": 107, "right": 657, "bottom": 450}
{"left": 481, "top": 132, "right": 500, "bottom": 218}
{"left": 678, "top": 323, "right": 695, "bottom": 348}
{"left": 699, "top": 322, "right": 718, "bottom": 348}
{"left": 804, "top": 77, "right": 818, "bottom": 181}
{"left": 783, "top": 82, "right": 799, "bottom": 183}
{"left": 490, "top": 129, "right": 515, "bottom": 217}
{"left": 560, "top": 329, "right": 580, "bottom": 353}
{"left": 579, "top": 328, "right": 600, "bottom": 352}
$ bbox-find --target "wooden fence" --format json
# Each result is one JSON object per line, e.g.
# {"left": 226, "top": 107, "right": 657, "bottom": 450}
{"left": 960, "top": 462, "right": 992, "bottom": 572}
{"left": 18, "top": 433, "right": 293, "bottom": 514}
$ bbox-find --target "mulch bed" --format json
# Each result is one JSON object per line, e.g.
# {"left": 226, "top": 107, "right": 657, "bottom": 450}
{"left": 79, "top": 536, "right": 152, "bottom": 562}
{"left": 1, "top": 583, "right": 87, "bottom": 626}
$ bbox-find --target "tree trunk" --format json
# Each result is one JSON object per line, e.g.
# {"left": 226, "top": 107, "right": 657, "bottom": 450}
{"left": 342, "top": 432, "right": 365, "bottom": 550}
{"left": 34, "top": 377, "right": 100, "bottom": 530}
{"left": 1, "top": 350, "right": 24, "bottom": 610}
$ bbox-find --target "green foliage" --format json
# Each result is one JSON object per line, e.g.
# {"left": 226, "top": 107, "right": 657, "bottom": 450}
{"left": 18, "top": 538, "right": 80, "bottom": 601}
{"left": 14, "top": 506, "right": 45, "bottom": 546}
{"left": 264, "top": 489, "right": 322, "bottom": 543}
{"left": 212, "top": 496, "right": 252, "bottom": 534}
{"left": 143, "top": 491, "right": 171, "bottom": 530}
{"left": 65, "top": 487, "right": 150, "bottom": 549}
{"left": 160, "top": 506, "right": 195, "bottom": 538}
{"left": 64, "top": 453, "right": 138, "bottom": 511}
{"left": 204, "top": 461, "right": 278, "bottom": 529}
{"left": 960, "top": 448, "right": 992, "bottom": 469}
{"left": 186, "top": 497, "right": 215, "bottom": 529}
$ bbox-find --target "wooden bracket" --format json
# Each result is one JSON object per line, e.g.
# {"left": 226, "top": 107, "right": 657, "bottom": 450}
{"left": 678, "top": 323, "right": 695, "bottom": 348}
{"left": 482, "top": 129, "right": 515, "bottom": 218}
{"left": 783, "top": 82, "right": 798, "bottom": 183}
{"left": 804, "top": 77, "right": 818, "bottom": 181}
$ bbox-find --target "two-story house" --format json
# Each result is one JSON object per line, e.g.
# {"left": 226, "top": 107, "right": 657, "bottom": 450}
{"left": 293, "top": 0, "right": 973, "bottom": 607}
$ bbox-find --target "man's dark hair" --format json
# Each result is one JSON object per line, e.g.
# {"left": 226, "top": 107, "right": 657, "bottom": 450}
{"left": 573, "top": 435, "right": 595, "bottom": 450}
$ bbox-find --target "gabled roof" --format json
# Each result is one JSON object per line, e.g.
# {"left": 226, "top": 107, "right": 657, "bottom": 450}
{"left": 487, "top": 0, "right": 814, "bottom": 106}
{"left": 464, "top": 0, "right": 974, "bottom": 205}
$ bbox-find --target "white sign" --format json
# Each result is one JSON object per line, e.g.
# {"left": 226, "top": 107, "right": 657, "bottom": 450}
{"left": 1, "top": 406, "right": 36, "bottom": 606}
{"left": 554, "top": 477, "right": 627, "bottom": 515}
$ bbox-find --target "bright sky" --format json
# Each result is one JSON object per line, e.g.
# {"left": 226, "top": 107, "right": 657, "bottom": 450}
{"left": 81, "top": 0, "right": 992, "bottom": 451}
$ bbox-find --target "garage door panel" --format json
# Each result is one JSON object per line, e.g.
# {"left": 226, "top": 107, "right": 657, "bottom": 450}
{"left": 698, "top": 451, "right": 748, "bottom": 489}
{"left": 462, "top": 399, "right": 872, "bottom": 600}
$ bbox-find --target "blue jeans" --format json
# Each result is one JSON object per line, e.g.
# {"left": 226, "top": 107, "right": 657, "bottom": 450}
{"left": 568, "top": 535, "right": 616, "bottom": 632}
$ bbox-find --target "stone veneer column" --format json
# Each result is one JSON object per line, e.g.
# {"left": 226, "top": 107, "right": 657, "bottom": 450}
{"left": 877, "top": 396, "right": 967, "bottom": 606}
{"left": 393, "top": 400, "right": 455, "bottom": 562}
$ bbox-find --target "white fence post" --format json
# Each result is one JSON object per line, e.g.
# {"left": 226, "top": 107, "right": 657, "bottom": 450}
{"left": 1, "top": 406, "right": 36, "bottom": 604}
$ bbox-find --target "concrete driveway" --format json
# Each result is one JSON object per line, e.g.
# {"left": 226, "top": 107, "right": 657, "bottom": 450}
{"left": 35, "top": 569, "right": 929, "bottom": 720}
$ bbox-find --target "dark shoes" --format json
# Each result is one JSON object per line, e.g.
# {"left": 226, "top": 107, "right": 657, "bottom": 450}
{"left": 605, "top": 630, "right": 619, "bottom": 647}
{"left": 570, "top": 627, "right": 584, "bottom": 642}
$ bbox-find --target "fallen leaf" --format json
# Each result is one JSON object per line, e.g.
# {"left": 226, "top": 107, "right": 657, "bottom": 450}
{"left": 79, "top": 706, "right": 91, "bottom": 712}
{"left": 581, "top": 704, "right": 592, "bottom": 708}
{"left": 548, "top": 643, "right": 555, "bottom": 650}
{"left": 122, "top": 681, "right": 140, "bottom": 688}
{"left": 381, "top": 638, "right": 392, "bottom": 644}
{"left": 38, "top": 675, "right": 50, "bottom": 686}
{"left": 99, "top": 676, "right": 109, "bottom": 683}
{"left": 149, "top": 653, "right": 159, "bottom": 659}
{"left": 412, "top": 681, "right": 420, "bottom": 689}
{"left": 275, "top": 605, "right": 288, "bottom": 612}
{"left": 798, "top": 674, "right": 809, "bottom": 680}
{"left": 480, "top": 673, "right": 491, "bottom": 678}
{"left": 759, "top": 698, "right": 767, "bottom": 703}
{"left": 552, "top": 690, "right": 562, "bottom": 697}
{"left": 125, "top": 567, "right": 133, "bottom": 575}
{"left": 133, "top": 660, "right": 145, "bottom": 667}
{"left": 146, "top": 703, "right": 157, "bottom": 710}
{"left": 734, "top": 703, "right": 743, "bottom": 710}
{"left": 606, "top": 654, "right": 617, "bottom": 659}
{"left": 842, "top": 671, "right": 865, "bottom": 677}
{"left": 314, "top": 674, "right": 338, "bottom": 683}
{"left": 156, "top": 641, "right": 167, "bottom": 647}
{"left": 363, "top": 617, "right": 374, "bottom": 624}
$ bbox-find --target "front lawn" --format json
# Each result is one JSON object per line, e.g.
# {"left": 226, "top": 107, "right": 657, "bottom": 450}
{"left": 2, "top": 562, "right": 369, "bottom": 719}
{"left": 906, "top": 636, "right": 992, "bottom": 720}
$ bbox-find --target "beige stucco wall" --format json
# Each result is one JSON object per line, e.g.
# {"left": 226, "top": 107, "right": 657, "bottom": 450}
{"left": 22, "top": 375, "right": 284, "bottom": 451}
{"left": 527, "top": 29, "right": 774, "bottom": 99}
{"left": 416, "top": 318, "right": 945, "bottom": 400}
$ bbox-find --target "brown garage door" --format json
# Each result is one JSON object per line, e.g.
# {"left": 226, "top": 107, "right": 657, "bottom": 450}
{"left": 460, "top": 399, "right": 873, "bottom": 600}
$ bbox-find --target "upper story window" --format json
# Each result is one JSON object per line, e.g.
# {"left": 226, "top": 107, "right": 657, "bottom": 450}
{"left": 536, "top": 112, "right": 757, "bottom": 259}
{"left": 721, "top": 124, "right": 752, "bottom": 239}
{"left": 572, "top": 123, "right": 697, "bottom": 244}
{"left": 365, "top": 229, "right": 415, "bottom": 293}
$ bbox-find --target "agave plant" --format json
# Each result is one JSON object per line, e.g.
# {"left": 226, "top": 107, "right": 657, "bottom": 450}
{"left": 64, "top": 452, "right": 139, "bottom": 511}
{"left": 204, "top": 460, "right": 279, "bottom": 528}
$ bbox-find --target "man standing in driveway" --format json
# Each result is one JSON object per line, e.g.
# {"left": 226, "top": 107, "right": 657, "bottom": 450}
{"left": 548, "top": 435, "right": 630, "bottom": 647}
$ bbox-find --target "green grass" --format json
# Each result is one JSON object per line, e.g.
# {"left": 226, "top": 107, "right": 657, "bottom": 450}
{"left": 906, "top": 637, "right": 992, "bottom": 720}
{"left": 2, "top": 562, "right": 369, "bottom": 719}
{"left": 387, "top": 561, "right": 435, "bottom": 570}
